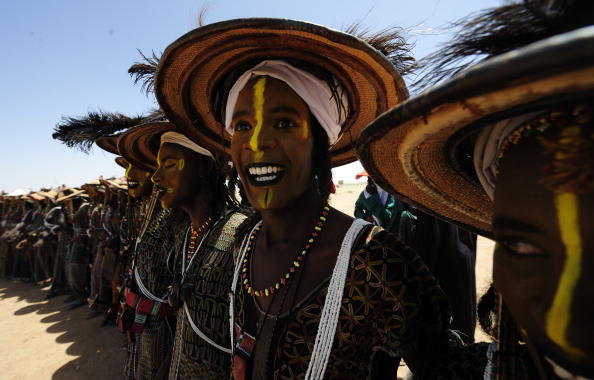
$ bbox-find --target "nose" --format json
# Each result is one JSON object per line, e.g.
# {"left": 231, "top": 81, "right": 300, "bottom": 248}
{"left": 245, "top": 129, "right": 275, "bottom": 153}
{"left": 151, "top": 168, "right": 162, "bottom": 185}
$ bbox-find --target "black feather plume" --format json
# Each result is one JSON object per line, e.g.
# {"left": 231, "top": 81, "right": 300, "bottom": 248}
{"left": 52, "top": 111, "right": 146, "bottom": 153}
{"left": 343, "top": 22, "right": 416, "bottom": 76}
{"left": 128, "top": 50, "right": 160, "bottom": 96}
{"left": 413, "top": 0, "right": 594, "bottom": 91}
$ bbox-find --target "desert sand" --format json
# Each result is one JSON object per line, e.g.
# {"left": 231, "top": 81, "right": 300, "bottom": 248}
{"left": 0, "top": 183, "right": 494, "bottom": 379}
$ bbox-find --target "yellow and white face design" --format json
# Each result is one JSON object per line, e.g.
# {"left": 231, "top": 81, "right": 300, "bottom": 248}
{"left": 230, "top": 76, "right": 314, "bottom": 211}
{"left": 492, "top": 125, "right": 594, "bottom": 376}
{"left": 151, "top": 142, "right": 202, "bottom": 209}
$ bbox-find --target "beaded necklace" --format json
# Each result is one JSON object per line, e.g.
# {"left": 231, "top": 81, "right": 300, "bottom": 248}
{"left": 186, "top": 216, "right": 213, "bottom": 261}
{"left": 241, "top": 204, "right": 330, "bottom": 297}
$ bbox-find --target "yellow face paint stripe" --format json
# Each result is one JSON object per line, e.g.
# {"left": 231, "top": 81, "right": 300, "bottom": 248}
{"left": 546, "top": 125, "right": 586, "bottom": 358}
{"left": 301, "top": 120, "right": 309, "bottom": 140}
{"left": 249, "top": 77, "right": 267, "bottom": 161}
{"left": 125, "top": 163, "right": 132, "bottom": 179}
{"left": 177, "top": 158, "right": 185, "bottom": 171}
{"left": 547, "top": 192, "right": 585, "bottom": 358}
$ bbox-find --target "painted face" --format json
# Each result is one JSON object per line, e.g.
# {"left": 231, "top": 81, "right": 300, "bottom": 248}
{"left": 493, "top": 130, "right": 594, "bottom": 375}
{"left": 125, "top": 163, "right": 153, "bottom": 199}
{"left": 230, "top": 76, "right": 314, "bottom": 211}
{"left": 151, "top": 142, "right": 203, "bottom": 209}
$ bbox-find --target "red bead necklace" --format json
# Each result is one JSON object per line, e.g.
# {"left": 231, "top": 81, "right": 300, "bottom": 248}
{"left": 187, "top": 216, "right": 213, "bottom": 260}
{"left": 241, "top": 205, "right": 330, "bottom": 297}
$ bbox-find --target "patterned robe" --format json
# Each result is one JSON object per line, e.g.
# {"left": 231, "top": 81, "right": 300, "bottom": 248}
{"left": 125, "top": 206, "right": 187, "bottom": 380}
{"left": 232, "top": 226, "right": 487, "bottom": 380}
{"left": 169, "top": 211, "right": 247, "bottom": 380}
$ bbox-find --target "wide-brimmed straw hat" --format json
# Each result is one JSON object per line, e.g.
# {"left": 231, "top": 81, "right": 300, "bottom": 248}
{"left": 154, "top": 18, "right": 408, "bottom": 166}
{"left": 38, "top": 189, "right": 59, "bottom": 201}
{"left": 357, "top": 26, "right": 594, "bottom": 237}
{"left": 99, "top": 178, "right": 128, "bottom": 191}
{"left": 96, "top": 135, "right": 120, "bottom": 155}
{"left": 116, "top": 121, "right": 176, "bottom": 172}
{"left": 28, "top": 192, "right": 45, "bottom": 202}
{"left": 56, "top": 188, "right": 87, "bottom": 203}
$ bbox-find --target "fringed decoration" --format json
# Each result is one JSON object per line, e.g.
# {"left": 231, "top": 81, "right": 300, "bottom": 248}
{"left": 52, "top": 111, "right": 145, "bottom": 152}
{"left": 413, "top": 0, "right": 594, "bottom": 90}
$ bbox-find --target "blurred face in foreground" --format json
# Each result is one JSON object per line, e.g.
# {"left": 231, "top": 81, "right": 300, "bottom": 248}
{"left": 492, "top": 107, "right": 594, "bottom": 377}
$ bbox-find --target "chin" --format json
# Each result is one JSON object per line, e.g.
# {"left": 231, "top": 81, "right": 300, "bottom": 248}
{"left": 246, "top": 186, "right": 297, "bottom": 211}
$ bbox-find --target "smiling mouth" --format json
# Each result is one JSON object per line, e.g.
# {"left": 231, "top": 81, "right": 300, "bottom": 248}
{"left": 245, "top": 163, "right": 286, "bottom": 187}
{"left": 127, "top": 180, "right": 139, "bottom": 189}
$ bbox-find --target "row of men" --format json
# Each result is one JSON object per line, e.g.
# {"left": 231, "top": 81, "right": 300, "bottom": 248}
{"left": 39, "top": 1, "right": 594, "bottom": 379}
{"left": 0, "top": 178, "right": 138, "bottom": 321}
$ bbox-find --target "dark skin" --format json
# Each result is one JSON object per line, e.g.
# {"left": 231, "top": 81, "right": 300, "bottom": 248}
{"left": 494, "top": 133, "right": 594, "bottom": 378}
{"left": 126, "top": 163, "right": 153, "bottom": 200}
{"left": 230, "top": 76, "right": 352, "bottom": 314}
{"left": 151, "top": 142, "right": 212, "bottom": 228}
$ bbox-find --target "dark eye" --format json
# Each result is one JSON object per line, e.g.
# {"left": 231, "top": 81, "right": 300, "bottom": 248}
{"left": 497, "top": 239, "right": 546, "bottom": 256}
{"left": 235, "top": 121, "right": 252, "bottom": 132}
{"left": 162, "top": 160, "right": 176, "bottom": 169}
{"left": 275, "top": 119, "right": 296, "bottom": 129}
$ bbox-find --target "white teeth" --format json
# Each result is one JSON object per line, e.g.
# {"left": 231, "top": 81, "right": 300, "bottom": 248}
{"left": 248, "top": 166, "right": 285, "bottom": 177}
{"left": 255, "top": 175, "right": 276, "bottom": 182}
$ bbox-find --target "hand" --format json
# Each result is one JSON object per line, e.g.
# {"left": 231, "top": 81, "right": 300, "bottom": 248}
{"left": 16, "top": 239, "right": 28, "bottom": 249}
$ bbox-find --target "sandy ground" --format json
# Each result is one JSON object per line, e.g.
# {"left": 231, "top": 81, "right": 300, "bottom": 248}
{"left": 0, "top": 183, "right": 494, "bottom": 379}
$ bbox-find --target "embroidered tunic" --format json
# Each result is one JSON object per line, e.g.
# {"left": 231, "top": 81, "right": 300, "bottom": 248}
{"left": 125, "top": 206, "right": 188, "bottom": 380}
{"left": 232, "top": 227, "right": 487, "bottom": 379}
{"left": 169, "top": 211, "right": 247, "bottom": 380}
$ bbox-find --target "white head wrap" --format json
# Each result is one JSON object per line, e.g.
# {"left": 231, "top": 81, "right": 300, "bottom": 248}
{"left": 160, "top": 131, "right": 214, "bottom": 159}
{"left": 473, "top": 111, "right": 544, "bottom": 200}
{"left": 224, "top": 60, "right": 348, "bottom": 145}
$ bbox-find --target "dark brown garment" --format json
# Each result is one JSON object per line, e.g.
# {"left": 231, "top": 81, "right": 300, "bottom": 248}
{"left": 233, "top": 228, "right": 485, "bottom": 380}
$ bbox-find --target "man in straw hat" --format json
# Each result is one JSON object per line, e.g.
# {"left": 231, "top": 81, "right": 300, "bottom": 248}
{"left": 113, "top": 121, "right": 187, "bottom": 380}
{"left": 45, "top": 187, "right": 79, "bottom": 298}
{"left": 357, "top": 0, "right": 594, "bottom": 378}
{"left": 59, "top": 187, "right": 91, "bottom": 309}
{"left": 151, "top": 129, "right": 249, "bottom": 380}
{"left": 154, "top": 18, "right": 484, "bottom": 379}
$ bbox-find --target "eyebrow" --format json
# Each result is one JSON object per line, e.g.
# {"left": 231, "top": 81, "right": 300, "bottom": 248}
{"left": 270, "top": 106, "right": 300, "bottom": 116}
{"left": 232, "top": 110, "right": 250, "bottom": 119}
{"left": 492, "top": 217, "right": 544, "bottom": 235}
{"left": 159, "top": 155, "right": 177, "bottom": 162}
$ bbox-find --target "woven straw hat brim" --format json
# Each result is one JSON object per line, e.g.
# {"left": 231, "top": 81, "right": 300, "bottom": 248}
{"left": 37, "top": 190, "right": 58, "bottom": 200}
{"left": 155, "top": 18, "right": 407, "bottom": 167}
{"left": 116, "top": 122, "right": 176, "bottom": 172}
{"left": 99, "top": 178, "right": 127, "bottom": 191}
{"left": 357, "top": 26, "right": 594, "bottom": 237}
{"left": 115, "top": 157, "right": 129, "bottom": 170}
{"left": 56, "top": 189, "right": 86, "bottom": 203}
{"left": 29, "top": 193, "right": 45, "bottom": 201}
{"left": 95, "top": 135, "right": 120, "bottom": 155}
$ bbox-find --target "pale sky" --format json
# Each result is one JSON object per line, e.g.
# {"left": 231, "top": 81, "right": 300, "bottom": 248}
{"left": 0, "top": 0, "right": 499, "bottom": 193}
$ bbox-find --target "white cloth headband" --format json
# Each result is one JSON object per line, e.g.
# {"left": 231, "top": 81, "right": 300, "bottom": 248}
{"left": 224, "top": 60, "right": 348, "bottom": 146}
{"left": 473, "top": 111, "right": 543, "bottom": 200}
{"left": 160, "top": 131, "right": 214, "bottom": 159}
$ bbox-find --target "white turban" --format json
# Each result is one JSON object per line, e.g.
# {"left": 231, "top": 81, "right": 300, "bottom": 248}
{"left": 160, "top": 131, "right": 214, "bottom": 159}
{"left": 224, "top": 60, "right": 348, "bottom": 146}
{"left": 473, "top": 111, "right": 544, "bottom": 200}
